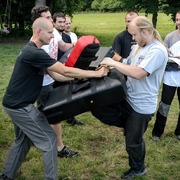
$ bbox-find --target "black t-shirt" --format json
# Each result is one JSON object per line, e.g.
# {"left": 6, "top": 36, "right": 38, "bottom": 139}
{"left": 58, "top": 32, "right": 71, "bottom": 60}
{"left": 3, "top": 41, "right": 57, "bottom": 109}
{"left": 112, "top": 30, "right": 135, "bottom": 58}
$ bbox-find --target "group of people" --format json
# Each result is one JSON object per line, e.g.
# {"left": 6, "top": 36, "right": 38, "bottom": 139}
{"left": 0, "top": 5, "right": 179, "bottom": 180}
{"left": 112, "top": 10, "right": 180, "bottom": 143}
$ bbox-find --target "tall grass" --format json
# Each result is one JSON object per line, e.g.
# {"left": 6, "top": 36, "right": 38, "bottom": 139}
{"left": 0, "top": 13, "right": 180, "bottom": 180}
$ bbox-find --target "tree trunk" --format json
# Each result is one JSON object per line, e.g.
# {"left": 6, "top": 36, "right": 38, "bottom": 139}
{"left": 152, "top": 12, "right": 158, "bottom": 29}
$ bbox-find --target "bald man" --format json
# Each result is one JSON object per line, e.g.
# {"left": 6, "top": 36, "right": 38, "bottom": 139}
{"left": 1, "top": 17, "right": 108, "bottom": 180}
{"left": 112, "top": 11, "right": 139, "bottom": 61}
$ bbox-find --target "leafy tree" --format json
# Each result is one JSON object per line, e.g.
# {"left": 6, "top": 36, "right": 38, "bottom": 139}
{"left": 161, "top": 0, "right": 180, "bottom": 22}
{"left": 1, "top": 0, "right": 179, "bottom": 36}
{"left": 121, "top": 0, "right": 160, "bottom": 28}
{"left": 91, "top": 0, "right": 121, "bottom": 12}
{"left": 121, "top": 0, "right": 180, "bottom": 28}
{"left": 51, "top": 0, "right": 85, "bottom": 16}
{"left": 81, "top": 0, "right": 94, "bottom": 11}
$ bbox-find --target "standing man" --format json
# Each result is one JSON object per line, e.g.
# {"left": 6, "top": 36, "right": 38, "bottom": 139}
{"left": 64, "top": 15, "right": 78, "bottom": 44}
{"left": 53, "top": 12, "right": 84, "bottom": 126}
{"left": 92, "top": 16, "right": 168, "bottom": 179}
{"left": 112, "top": 11, "right": 138, "bottom": 61}
{"left": 0, "top": 17, "right": 108, "bottom": 180}
{"left": 52, "top": 12, "right": 72, "bottom": 60}
{"left": 32, "top": 6, "right": 80, "bottom": 158}
{"left": 152, "top": 11, "right": 180, "bottom": 141}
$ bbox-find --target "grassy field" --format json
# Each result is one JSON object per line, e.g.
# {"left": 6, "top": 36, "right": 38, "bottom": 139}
{"left": 72, "top": 12, "right": 175, "bottom": 45}
{"left": 0, "top": 13, "right": 180, "bottom": 180}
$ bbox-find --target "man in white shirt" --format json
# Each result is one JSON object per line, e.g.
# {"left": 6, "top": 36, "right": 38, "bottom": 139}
{"left": 152, "top": 11, "right": 180, "bottom": 141}
{"left": 64, "top": 15, "right": 78, "bottom": 44}
{"left": 31, "top": 5, "right": 80, "bottom": 158}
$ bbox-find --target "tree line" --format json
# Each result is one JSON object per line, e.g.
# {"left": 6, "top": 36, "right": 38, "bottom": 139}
{"left": 0, "top": 0, "right": 179, "bottom": 36}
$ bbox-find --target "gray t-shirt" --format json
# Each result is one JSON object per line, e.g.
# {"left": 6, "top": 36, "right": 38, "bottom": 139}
{"left": 163, "top": 30, "right": 180, "bottom": 86}
{"left": 125, "top": 40, "right": 168, "bottom": 114}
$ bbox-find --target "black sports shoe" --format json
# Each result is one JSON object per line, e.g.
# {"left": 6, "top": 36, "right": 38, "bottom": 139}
{"left": 57, "top": 146, "right": 80, "bottom": 158}
{"left": 121, "top": 168, "right": 147, "bottom": 179}
{"left": 66, "top": 117, "right": 84, "bottom": 126}
{"left": 0, "top": 173, "right": 13, "bottom": 180}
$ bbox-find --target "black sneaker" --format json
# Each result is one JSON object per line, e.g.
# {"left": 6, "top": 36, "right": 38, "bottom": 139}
{"left": 121, "top": 168, "right": 147, "bottom": 179}
{"left": 0, "top": 173, "right": 13, "bottom": 180}
{"left": 66, "top": 117, "right": 84, "bottom": 126}
{"left": 57, "top": 146, "right": 80, "bottom": 158}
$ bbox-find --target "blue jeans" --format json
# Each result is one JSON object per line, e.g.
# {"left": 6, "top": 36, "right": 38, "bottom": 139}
{"left": 2, "top": 104, "right": 57, "bottom": 179}
{"left": 92, "top": 100, "right": 152, "bottom": 170}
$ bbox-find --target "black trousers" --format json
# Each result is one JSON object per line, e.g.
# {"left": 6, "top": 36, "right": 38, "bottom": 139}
{"left": 92, "top": 100, "right": 152, "bottom": 170}
{"left": 152, "top": 83, "right": 180, "bottom": 137}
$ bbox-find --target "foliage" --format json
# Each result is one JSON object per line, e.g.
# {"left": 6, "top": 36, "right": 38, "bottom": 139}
{"left": 91, "top": 0, "right": 122, "bottom": 12}
{"left": 161, "top": 0, "right": 180, "bottom": 21}
{"left": 0, "top": 0, "right": 179, "bottom": 36}
{"left": 51, "top": 0, "right": 85, "bottom": 16}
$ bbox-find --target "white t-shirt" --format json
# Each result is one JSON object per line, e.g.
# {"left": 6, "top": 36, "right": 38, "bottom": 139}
{"left": 41, "top": 28, "right": 62, "bottom": 86}
{"left": 125, "top": 40, "right": 168, "bottom": 114}
{"left": 69, "top": 32, "right": 78, "bottom": 43}
{"left": 163, "top": 31, "right": 180, "bottom": 87}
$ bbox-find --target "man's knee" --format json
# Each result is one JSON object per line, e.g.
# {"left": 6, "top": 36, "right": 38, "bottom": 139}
{"left": 91, "top": 108, "right": 124, "bottom": 128}
{"left": 158, "top": 102, "right": 170, "bottom": 117}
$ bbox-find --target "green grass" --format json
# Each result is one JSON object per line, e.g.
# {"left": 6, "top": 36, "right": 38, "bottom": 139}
{"left": 0, "top": 13, "right": 180, "bottom": 180}
{"left": 72, "top": 12, "right": 175, "bottom": 45}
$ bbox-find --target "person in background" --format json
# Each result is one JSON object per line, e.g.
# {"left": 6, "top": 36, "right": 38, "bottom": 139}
{"left": 152, "top": 11, "right": 180, "bottom": 141}
{"left": 112, "top": 11, "right": 139, "bottom": 62}
{"left": 31, "top": 5, "right": 79, "bottom": 158}
{"left": 0, "top": 17, "right": 108, "bottom": 180}
{"left": 53, "top": 12, "right": 72, "bottom": 60}
{"left": 64, "top": 15, "right": 78, "bottom": 44}
{"left": 1, "top": 24, "right": 10, "bottom": 35}
{"left": 92, "top": 16, "right": 168, "bottom": 179}
{"left": 53, "top": 12, "right": 84, "bottom": 126}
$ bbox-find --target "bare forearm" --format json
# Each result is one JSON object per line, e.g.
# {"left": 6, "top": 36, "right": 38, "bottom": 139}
{"left": 59, "top": 40, "right": 73, "bottom": 52}
{"left": 113, "top": 62, "right": 146, "bottom": 79}
{"left": 48, "top": 62, "right": 108, "bottom": 79}
{"left": 62, "top": 67, "right": 104, "bottom": 79}
{"left": 48, "top": 71, "right": 74, "bottom": 82}
{"left": 100, "top": 58, "right": 147, "bottom": 79}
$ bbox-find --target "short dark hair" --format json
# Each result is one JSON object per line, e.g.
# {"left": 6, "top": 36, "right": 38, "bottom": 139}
{"left": 31, "top": 5, "right": 49, "bottom": 21}
{"left": 52, "top": 12, "right": 65, "bottom": 23}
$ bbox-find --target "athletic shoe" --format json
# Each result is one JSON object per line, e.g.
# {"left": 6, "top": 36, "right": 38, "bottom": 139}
{"left": 152, "top": 135, "right": 160, "bottom": 141}
{"left": 66, "top": 117, "right": 84, "bottom": 126}
{"left": 57, "top": 146, "right": 80, "bottom": 158}
{"left": 0, "top": 173, "right": 13, "bottom": 180}
{"left": 121, "top": 168, "right": 147, "bottom": 179}
{"left": 176, "top": 135, "right": 180, "bottom": 140}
